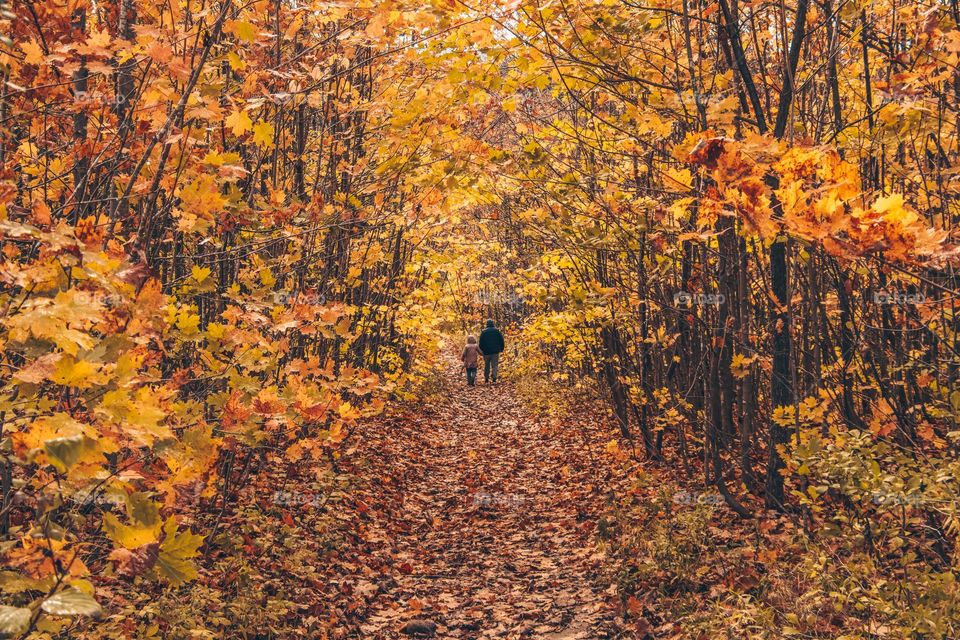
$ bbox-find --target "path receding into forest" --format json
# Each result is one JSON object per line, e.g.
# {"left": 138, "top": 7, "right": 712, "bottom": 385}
{"left": 345, "top": 362, "right": 625, "bottom": 639}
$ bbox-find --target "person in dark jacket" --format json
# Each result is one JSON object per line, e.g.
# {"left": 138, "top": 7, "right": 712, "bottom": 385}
{"left": 477, "top": 319, "right": 505, "bottom": 383}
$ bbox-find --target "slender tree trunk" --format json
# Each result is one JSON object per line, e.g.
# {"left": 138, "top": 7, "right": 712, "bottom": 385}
{"left": 765, "top": 0, "right": 809, "bottom": 510}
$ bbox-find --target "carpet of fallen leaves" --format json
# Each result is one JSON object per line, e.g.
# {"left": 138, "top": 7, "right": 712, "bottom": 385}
{"left": 333, "top": 363, "right": 629, "bottom": 638}
{"left": 88, "top": 361, "right": 632, "bottom": 639}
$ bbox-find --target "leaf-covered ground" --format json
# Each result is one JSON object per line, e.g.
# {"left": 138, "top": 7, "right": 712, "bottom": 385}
{"left": 340, "top": 360, "right": 627, "bottom": 638}
{"left": 77, "top": 358, "right": 631, "bottom": 639}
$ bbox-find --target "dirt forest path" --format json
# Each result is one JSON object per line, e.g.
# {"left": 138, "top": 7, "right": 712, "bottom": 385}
{"left": 348, "top": 360, "right": 626, "bottom": 639}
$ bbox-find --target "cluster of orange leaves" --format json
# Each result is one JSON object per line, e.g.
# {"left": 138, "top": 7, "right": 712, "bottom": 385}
{"left": 688, "top": 134, "right": 955, "bottom": 264}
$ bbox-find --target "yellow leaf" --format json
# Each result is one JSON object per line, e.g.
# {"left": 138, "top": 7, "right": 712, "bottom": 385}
{"left": 50, "top": 356, "right": 107, "bottom": 389}
{"left": 156, "top": 517, "right": 203, "bottom": 586}
{"left": 872, "top": 193, "right": 905, "bottom": 215}
{"left": 259, "top": 267, "right": 276, "bottom": 287}
{"left": 16, "top": 413, "right": 88, "bottom": 453}
{"left": 227, "top": 51, "right": 246, "bottom": 71}
{"left": 338, "top": 401, "right": 358, "bottom": 420}
{"left": 874, "top": 193, "right": 918, "bottom": 226}
{"left": 227, "top": 20, "right": 257, "bottom": 43}
{"left": 191, "top": 265, "right": 211, "bottom": 283}
{"left": 5, "top": 291, "right": 102, "bottom": 355}
{"left": 176, "top": 309, "right": 201, "bottom": 336}
{"left": 665, "top": 167, "right": 693, "bottom": 191}
{"left": 85, "top": 29, "right": 112, "bottom": 51}
{"left": 206, "top": 322, "right": 226, "bottom": 340}
{"left": 160, "top": 424, "right": 220, "bottom": 486}
{"left": 252, "top": 121, "right": 274, "bottom": 148}
{"left": 225, "top": 109, "right": 252, "bottom": 136}
{"left": 21, "top": 40, "right": 44, "bottom": 65}
{"left": 100, "top": 387, "right": 172, "bottom": 447}
{"left": 605, "top": 439, "right": 621, "bottom": 455}
{"left": 103, "top": 512, "right": 161, "bottom": 549}
{"left": 177, "top": 175, "right": 226, "bottom": 217}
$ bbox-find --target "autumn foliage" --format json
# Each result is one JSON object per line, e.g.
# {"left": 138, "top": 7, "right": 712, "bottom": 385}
{"left": 2, "top": 0, "right": 960, "bottom": 637}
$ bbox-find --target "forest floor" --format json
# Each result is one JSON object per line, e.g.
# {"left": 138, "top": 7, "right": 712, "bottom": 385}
{"left": 142, "top": 358, "right": 636, "bottom": 640}
{"left": 187, "top": 357, "right": 795, "bottom": 640}
{"left": 340, "top": 360, "right": 628, "bottom": 639}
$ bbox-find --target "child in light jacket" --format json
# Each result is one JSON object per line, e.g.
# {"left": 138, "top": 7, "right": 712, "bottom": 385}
{"left": 461, "top": 335, "right": 481, "bottom": 386}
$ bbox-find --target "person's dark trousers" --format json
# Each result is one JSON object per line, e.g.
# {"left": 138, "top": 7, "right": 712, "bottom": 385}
{"left": 483, "top": 353, "right": 500, "bottom": 383}
{"left": 466, "top": 367, "right": 477, "bottom": 386}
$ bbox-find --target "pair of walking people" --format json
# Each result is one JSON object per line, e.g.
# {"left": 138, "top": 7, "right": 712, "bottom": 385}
{"left": 461, "top": 320, "right": 505, "bottom": 385}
